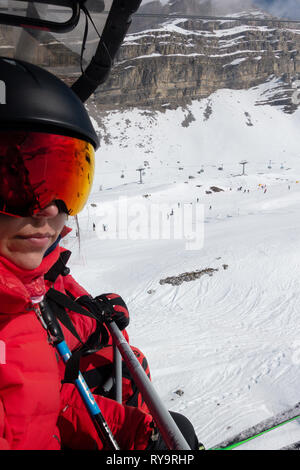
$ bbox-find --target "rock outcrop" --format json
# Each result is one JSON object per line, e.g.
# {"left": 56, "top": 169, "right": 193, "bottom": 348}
{"left": 90, "top": 12, "right": 300, "bottom": 111}
{"left": 1, "top": 0, "right": 300, "bottom": 114}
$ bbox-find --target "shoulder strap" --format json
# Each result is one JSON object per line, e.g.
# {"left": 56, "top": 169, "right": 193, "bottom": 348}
{"left": 46, "top": 290, "right": 84, "bottom": 346}
{"left": 44, "top": 253, "right": 111, "bottom": 384}
{"left": 44, "top": 250, "right": 72, "bottom": 283}
{"left": 45, "top": 288, "right": 110, "bottom": 384}
{"left": 46, "top": 287, "right": 100, "bottom": 321}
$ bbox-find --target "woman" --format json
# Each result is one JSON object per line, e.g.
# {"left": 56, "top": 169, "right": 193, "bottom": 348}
{"left": 0, "top": 57, "right": 199, "bottom": 450}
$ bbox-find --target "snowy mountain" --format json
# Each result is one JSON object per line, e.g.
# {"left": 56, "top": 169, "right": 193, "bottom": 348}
{"left": 65, "top": 75, "right": 300, "bottom": 450}
{"left": 89, "top": 9, "right": 300, "bottom": 112}
{"left": 132, "top": 0, "right": 260, "bottom": 32}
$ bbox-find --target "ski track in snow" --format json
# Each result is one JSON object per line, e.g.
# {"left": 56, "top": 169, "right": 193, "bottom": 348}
{"left": 64, "top": 82, "right": 300, "bottom": 450}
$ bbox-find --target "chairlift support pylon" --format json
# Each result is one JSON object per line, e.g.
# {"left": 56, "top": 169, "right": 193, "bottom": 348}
{"left": 239, "top": 160, "right": 248, "bottom": 175}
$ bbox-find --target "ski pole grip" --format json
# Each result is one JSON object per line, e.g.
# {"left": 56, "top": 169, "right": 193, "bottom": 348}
{"left": 106, "top": 321, "right": 191, "bottom": 450}
{"left": 39, "top": 300, "right": 64, "bottom": 345}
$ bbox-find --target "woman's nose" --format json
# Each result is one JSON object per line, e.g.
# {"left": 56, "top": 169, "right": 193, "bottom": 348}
{"left": 32, "top": 202, "right": 59, "bottom": 219}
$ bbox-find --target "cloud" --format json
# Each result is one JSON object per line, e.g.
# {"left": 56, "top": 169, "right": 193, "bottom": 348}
{"left": 140, "top": 0, "right": 300, "bottom": 20}
{"left": 253, "top": 0, "right": 300, "bottom": 20}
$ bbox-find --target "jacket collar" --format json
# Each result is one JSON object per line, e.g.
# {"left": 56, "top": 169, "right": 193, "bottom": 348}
{"left": 0, "top": 246, "right": 61, "bottom": 314}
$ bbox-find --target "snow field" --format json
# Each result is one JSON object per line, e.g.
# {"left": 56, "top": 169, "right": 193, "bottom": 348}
{"left": 64, "top": 81, "right": 300, "bottom": 449}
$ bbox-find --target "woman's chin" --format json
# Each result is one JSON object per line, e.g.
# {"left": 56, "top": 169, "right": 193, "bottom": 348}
{"left": 9, "top": 251, "right": 46, "bottom": 270}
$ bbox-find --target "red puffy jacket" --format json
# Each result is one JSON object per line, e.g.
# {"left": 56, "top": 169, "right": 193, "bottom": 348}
{"left": 0, "top": 245, "right": 153, "bottom": 450}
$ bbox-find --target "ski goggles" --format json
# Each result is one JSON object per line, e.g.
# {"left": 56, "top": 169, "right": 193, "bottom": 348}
{"left": 0, "top": 130, "right": 95, "bottom": 217}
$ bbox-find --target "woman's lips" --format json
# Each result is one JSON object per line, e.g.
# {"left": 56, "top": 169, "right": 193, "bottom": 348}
{"left": 16, "top": 233, "right": 53, "bottom": 248}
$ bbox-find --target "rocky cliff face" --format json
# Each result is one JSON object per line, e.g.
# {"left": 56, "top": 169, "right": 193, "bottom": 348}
{"left": 128, "top": 0, "right": 255, "bottom": 33}
{"left": 1, "top": 0, "right": 299, "bottom": 115}
{"left": 89, "top": 11, "right": 300, "bottom": 113}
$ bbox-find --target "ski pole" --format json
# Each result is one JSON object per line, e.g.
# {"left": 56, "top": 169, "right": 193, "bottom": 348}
{"left": 114, "top": 345, "right": 122, "bottom": 404}
{"left": 105, "top": 320, "right": 191, "bottom": 450}
{"left": 33, "top": 298, "right": 120, "bottom": 451}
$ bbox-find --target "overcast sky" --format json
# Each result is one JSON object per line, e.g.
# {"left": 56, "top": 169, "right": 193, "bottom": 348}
{"left": 140, "top": 0, "right": 300, "bottom": 20}
{"left": 253, "top": 0, "right": 300, "bottom": 19}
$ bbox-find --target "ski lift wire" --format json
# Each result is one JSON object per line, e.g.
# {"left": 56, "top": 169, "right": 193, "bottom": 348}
{"left": 80, "top": 3, "right": 113, "bottom": 72}
{"left": 128, "top": 12, "right": 300, "bottom": 25}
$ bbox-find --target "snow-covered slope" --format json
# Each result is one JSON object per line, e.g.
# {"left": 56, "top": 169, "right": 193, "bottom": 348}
{"left": 64, "top": 79, "right": 300, "bottom": 450}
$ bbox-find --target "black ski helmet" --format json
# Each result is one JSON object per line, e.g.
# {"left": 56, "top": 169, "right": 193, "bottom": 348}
{"left": 0, "top": 57, "right": 99, "bottom": 149}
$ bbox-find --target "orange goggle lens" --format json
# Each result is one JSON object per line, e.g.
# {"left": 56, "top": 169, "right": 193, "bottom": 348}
{"left": 0, "top": 131, "right": 95, "bottom": 217}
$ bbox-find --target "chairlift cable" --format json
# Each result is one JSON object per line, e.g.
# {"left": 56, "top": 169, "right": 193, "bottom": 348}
{"left": 120, "top": 11, "right": 300, "bottom": 25}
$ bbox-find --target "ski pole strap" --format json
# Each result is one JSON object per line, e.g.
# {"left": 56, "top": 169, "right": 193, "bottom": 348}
{"left": 106, "top": 320, "right": 191, "bottom": 451}
{"left": 36, "top": 300, "right": 120, "bottom": 450}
